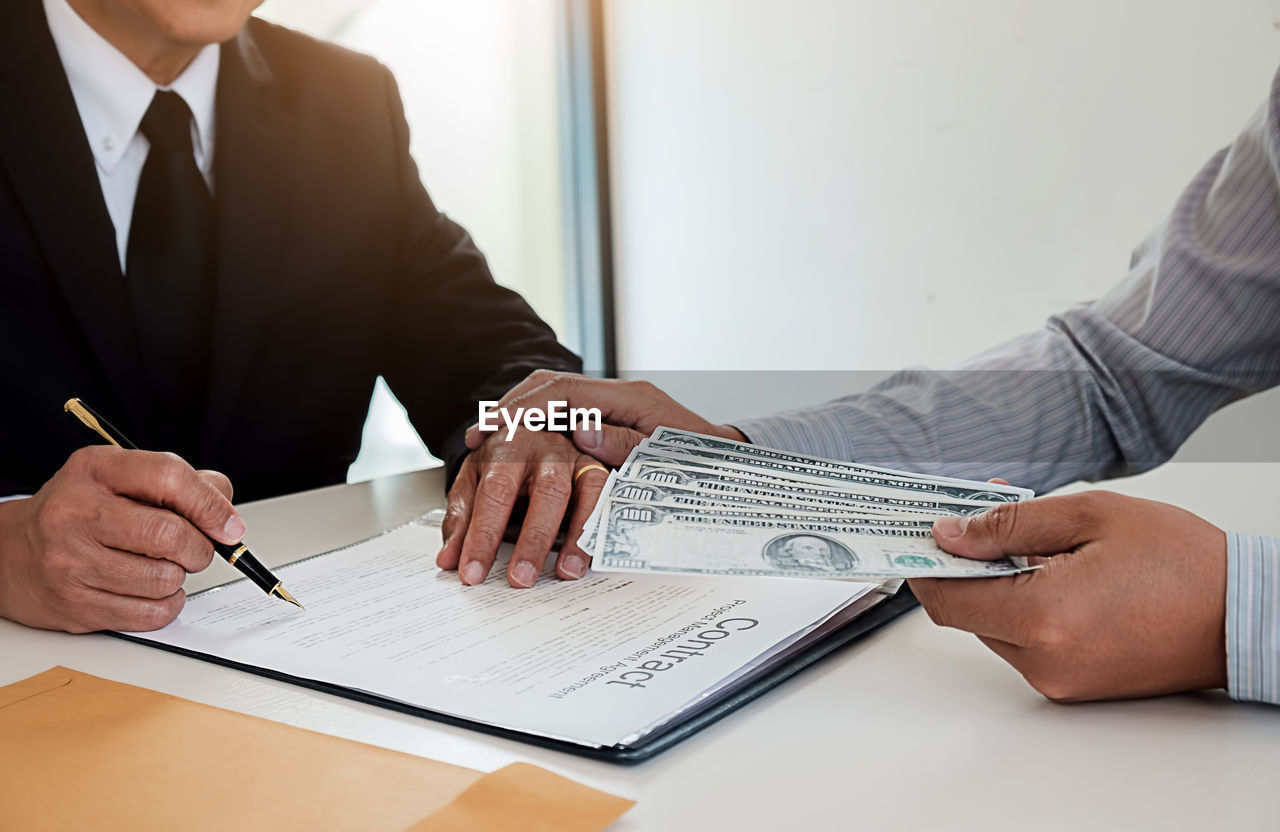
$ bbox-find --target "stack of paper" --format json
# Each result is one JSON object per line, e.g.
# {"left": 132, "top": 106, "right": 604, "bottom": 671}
{"left": 579, "top": 427, "right": 1035, "bottom": 581}
{"left": 127, "top": 524, "right": 885, "bottom": 752}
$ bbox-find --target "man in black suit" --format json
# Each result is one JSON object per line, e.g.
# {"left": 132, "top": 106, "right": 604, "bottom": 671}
{"left": 0, "top": 0, "right": 603, "bottom": 632}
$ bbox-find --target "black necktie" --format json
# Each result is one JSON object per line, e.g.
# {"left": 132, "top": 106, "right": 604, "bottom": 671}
{"left": 126, "top": 90, "right": 215, "bottom": 457}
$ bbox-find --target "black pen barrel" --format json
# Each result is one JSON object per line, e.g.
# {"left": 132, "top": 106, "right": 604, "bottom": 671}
{"left": 212, "top": 541, "right": 279, "bottom": 595}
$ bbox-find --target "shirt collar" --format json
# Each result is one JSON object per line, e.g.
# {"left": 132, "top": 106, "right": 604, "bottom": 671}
{"left": 42, "top": 0, "right": 219, "bottom": 175}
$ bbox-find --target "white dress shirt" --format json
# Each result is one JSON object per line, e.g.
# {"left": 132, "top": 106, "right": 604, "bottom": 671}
{"left": 42, "top": 0, "right": 219, "bottom": 273}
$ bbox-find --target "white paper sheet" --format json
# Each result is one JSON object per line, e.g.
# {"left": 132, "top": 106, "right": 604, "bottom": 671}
{"left": 129, "top": 524, "right": 876, "bottom": 748}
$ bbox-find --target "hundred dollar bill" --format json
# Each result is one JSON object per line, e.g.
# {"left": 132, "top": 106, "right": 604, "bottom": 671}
{"left": 574, "top": 458, "right": 933, "bottom": 555}
{"left": 591, "top": 495, "right": 941, "bottom": 556}
{"left": 649, "top": 427, "right": 1032, "bottom": 499}
{"left": 606, "top": 478, "right": 940, "bottom": 527}
{"left": 624, "top": 444, "right": 1030, "bottom": 506}
{"left": 575, "top": 487, "right": 912, "bottom": 595}
{"left": 623, "top": 459, "right": 1004, "bottom": 517}
{"left": 594, "top": 496, "right": 940, "bottom": 556}
{"left": 577, "top": 485, "right": 941, "bottom": 557}
{"left": 576, "top": 468, "right": 617, "bottom": 551}
{"left": 579, "top": 442, "right": 1028, "bottom": 550}
{"left": 591, "top": 499, "right": 1031, "bottom": 580}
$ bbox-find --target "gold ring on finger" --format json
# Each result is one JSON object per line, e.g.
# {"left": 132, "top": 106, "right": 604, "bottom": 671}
{"left": 573, "top": 463, "right": 608, "bottom": 483}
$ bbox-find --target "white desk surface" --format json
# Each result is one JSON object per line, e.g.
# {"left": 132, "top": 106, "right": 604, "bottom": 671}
{"left": 4, "top": 463, "right": 1279, "bottom": 831}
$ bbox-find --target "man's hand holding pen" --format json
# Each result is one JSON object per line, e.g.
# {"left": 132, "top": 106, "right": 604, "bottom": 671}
{"left": 0, "top": 445, "right": 245, "bottom": 633}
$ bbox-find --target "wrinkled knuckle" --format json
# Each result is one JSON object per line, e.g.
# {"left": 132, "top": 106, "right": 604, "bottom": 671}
{"left": 984, "top": 502, "right": 1021, "bottom": 544}
{"left": 1078, "top": 489, "right": 1110, "bottom": 509}
{"left": 1072, "top": 490, "right": 1111, "bottom": 522}
{"left": 88, "top": 498, "right": 113, "bottom": 530}
{"left": 159, "top": 562, "right": 186, "bottom": 594}
{"left": 529, "top": 368, "right": 555, "bottom": 382}
{"left": 440, "top": 512, "right": 467, "bottom": 540}
{"left": 521, "top": 518, "right": 559, "bottom": 545}
{"left": 157, "top": 454, "right": 192, "bottom": 498}
{"left": 549, "top": 370, "right": 577, "bottom": 386}
{"left": 479, "top": 471, "right": 520, "bottom": 507}
{"left": 134, "top": 603, "right": 174, "bottom": 632}
{"left": 443, "top": 500, "right": 469, "bottom": 523}
{"left": 148, "top": 514, "right": 185, "bottom": 556}
{"left": 466, "top": 528, "right": 502, "bottom": 554}
{"left": 35, "top": 493, "right": 77, "bottom": 531}
{"left": 196, "top": 487, "right": 233, "bottom": 530}
{"left": 189, "top": 539, "right": 215, "bottom": 571}
{"left": 626, "top": 379, "right": 659, "bottom": 396}
{"left": 67, "top": 445, "right": 108, "bottom": 477}
{"left": 530, "top": 473, "right": 572, "bottom": 504}
{"left": 201, "top": 470, "right": 234, "bottom": 501}
{"left": 1026, "top": 614, "right": 1070, "bottom": 651}
{"left": 1029, "top": 603, "right": 1083, "bottom": 655}
{"left": 138, "top": 566, "right": 168, "bottom": 599}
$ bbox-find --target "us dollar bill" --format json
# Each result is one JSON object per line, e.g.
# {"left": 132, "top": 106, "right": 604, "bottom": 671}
{"left": 591, "top": 499, "right": 1031, "bottom": 580}
{"left": 577, "top": 457, "right": 994, "bottom": 554}
{"left": 645, "top": 427, "right": 1032, "bottom": 501}
{"left": 606, "top": 478, "right": 940, "bottom": 527}
{"left": 622, "top": 459, "right": 1002, "bottom": 517}
{"left": 577, "top": 469, "right": 617, "bottom": 551}
{"left": 624, "top": 444, "right": 1026, "bottom": 506}
{"left": 578, "top": 484, "right": 941, "bottom": 558}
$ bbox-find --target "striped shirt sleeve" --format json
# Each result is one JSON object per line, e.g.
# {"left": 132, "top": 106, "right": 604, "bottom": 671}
{"left": 1227, "top": 533, "right": 1280, "bottom": 705}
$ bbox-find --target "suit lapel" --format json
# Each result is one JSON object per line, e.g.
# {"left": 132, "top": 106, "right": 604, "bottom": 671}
{"left": 201, "top": 28, "right": 297, "bottom": 459}
{"left": 0, "top": 0, "right": 150, "bottom": 432}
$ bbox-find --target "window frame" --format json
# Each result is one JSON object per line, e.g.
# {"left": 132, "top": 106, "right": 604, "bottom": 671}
{"left": 558, "top": 0, "right": 617, "bottom": 376}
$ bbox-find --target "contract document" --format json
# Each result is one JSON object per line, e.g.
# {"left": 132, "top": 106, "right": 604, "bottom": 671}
{"left": 125, "top": 523, "right": 899, "bottom": 756}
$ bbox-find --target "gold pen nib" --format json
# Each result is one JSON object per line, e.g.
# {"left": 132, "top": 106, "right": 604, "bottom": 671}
{"left": 271, "top": 584, "right": 304, "bottom": 609}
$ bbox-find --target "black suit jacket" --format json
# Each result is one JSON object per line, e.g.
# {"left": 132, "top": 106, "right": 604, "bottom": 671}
{"left": 0, "top": 2, "right": 580, "bottom": 500}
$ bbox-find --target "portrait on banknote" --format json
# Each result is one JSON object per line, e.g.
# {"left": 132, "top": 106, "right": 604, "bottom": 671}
{"left": 763, "top": 534, "right": 859, "bottom": 573}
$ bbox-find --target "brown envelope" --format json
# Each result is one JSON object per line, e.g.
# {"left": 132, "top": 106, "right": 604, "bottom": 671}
{"left": 0, "top": 667, "right": 633, "bottom": 831}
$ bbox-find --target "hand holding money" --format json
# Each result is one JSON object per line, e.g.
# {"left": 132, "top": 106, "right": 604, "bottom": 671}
{"left": 910, "top": 491, "right": 1229, "bottom": 701}
{"left": 579, "top": 427, "right": 1038, "bottom": 582}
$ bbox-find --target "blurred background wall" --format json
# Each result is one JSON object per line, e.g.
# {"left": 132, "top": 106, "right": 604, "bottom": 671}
{"left": 605, "top": 0, "right": 1280, "bottom": 436}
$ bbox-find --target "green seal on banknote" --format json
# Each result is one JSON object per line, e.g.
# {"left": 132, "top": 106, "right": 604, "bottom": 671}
{"left": 893, "top": 554, "right": 937, "bottom": 569}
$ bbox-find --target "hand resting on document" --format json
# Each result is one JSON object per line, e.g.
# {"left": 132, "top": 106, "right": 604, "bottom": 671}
{"left": 444, "top": 371, "right": 747, "bottom": 586}
{"left": 438, "top": 429, "right": 608, "bottom": 588}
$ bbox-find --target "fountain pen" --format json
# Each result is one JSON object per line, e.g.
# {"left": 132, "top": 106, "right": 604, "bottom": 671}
{"left": 63, "top": 398, "right": 303, "bottom": 609}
